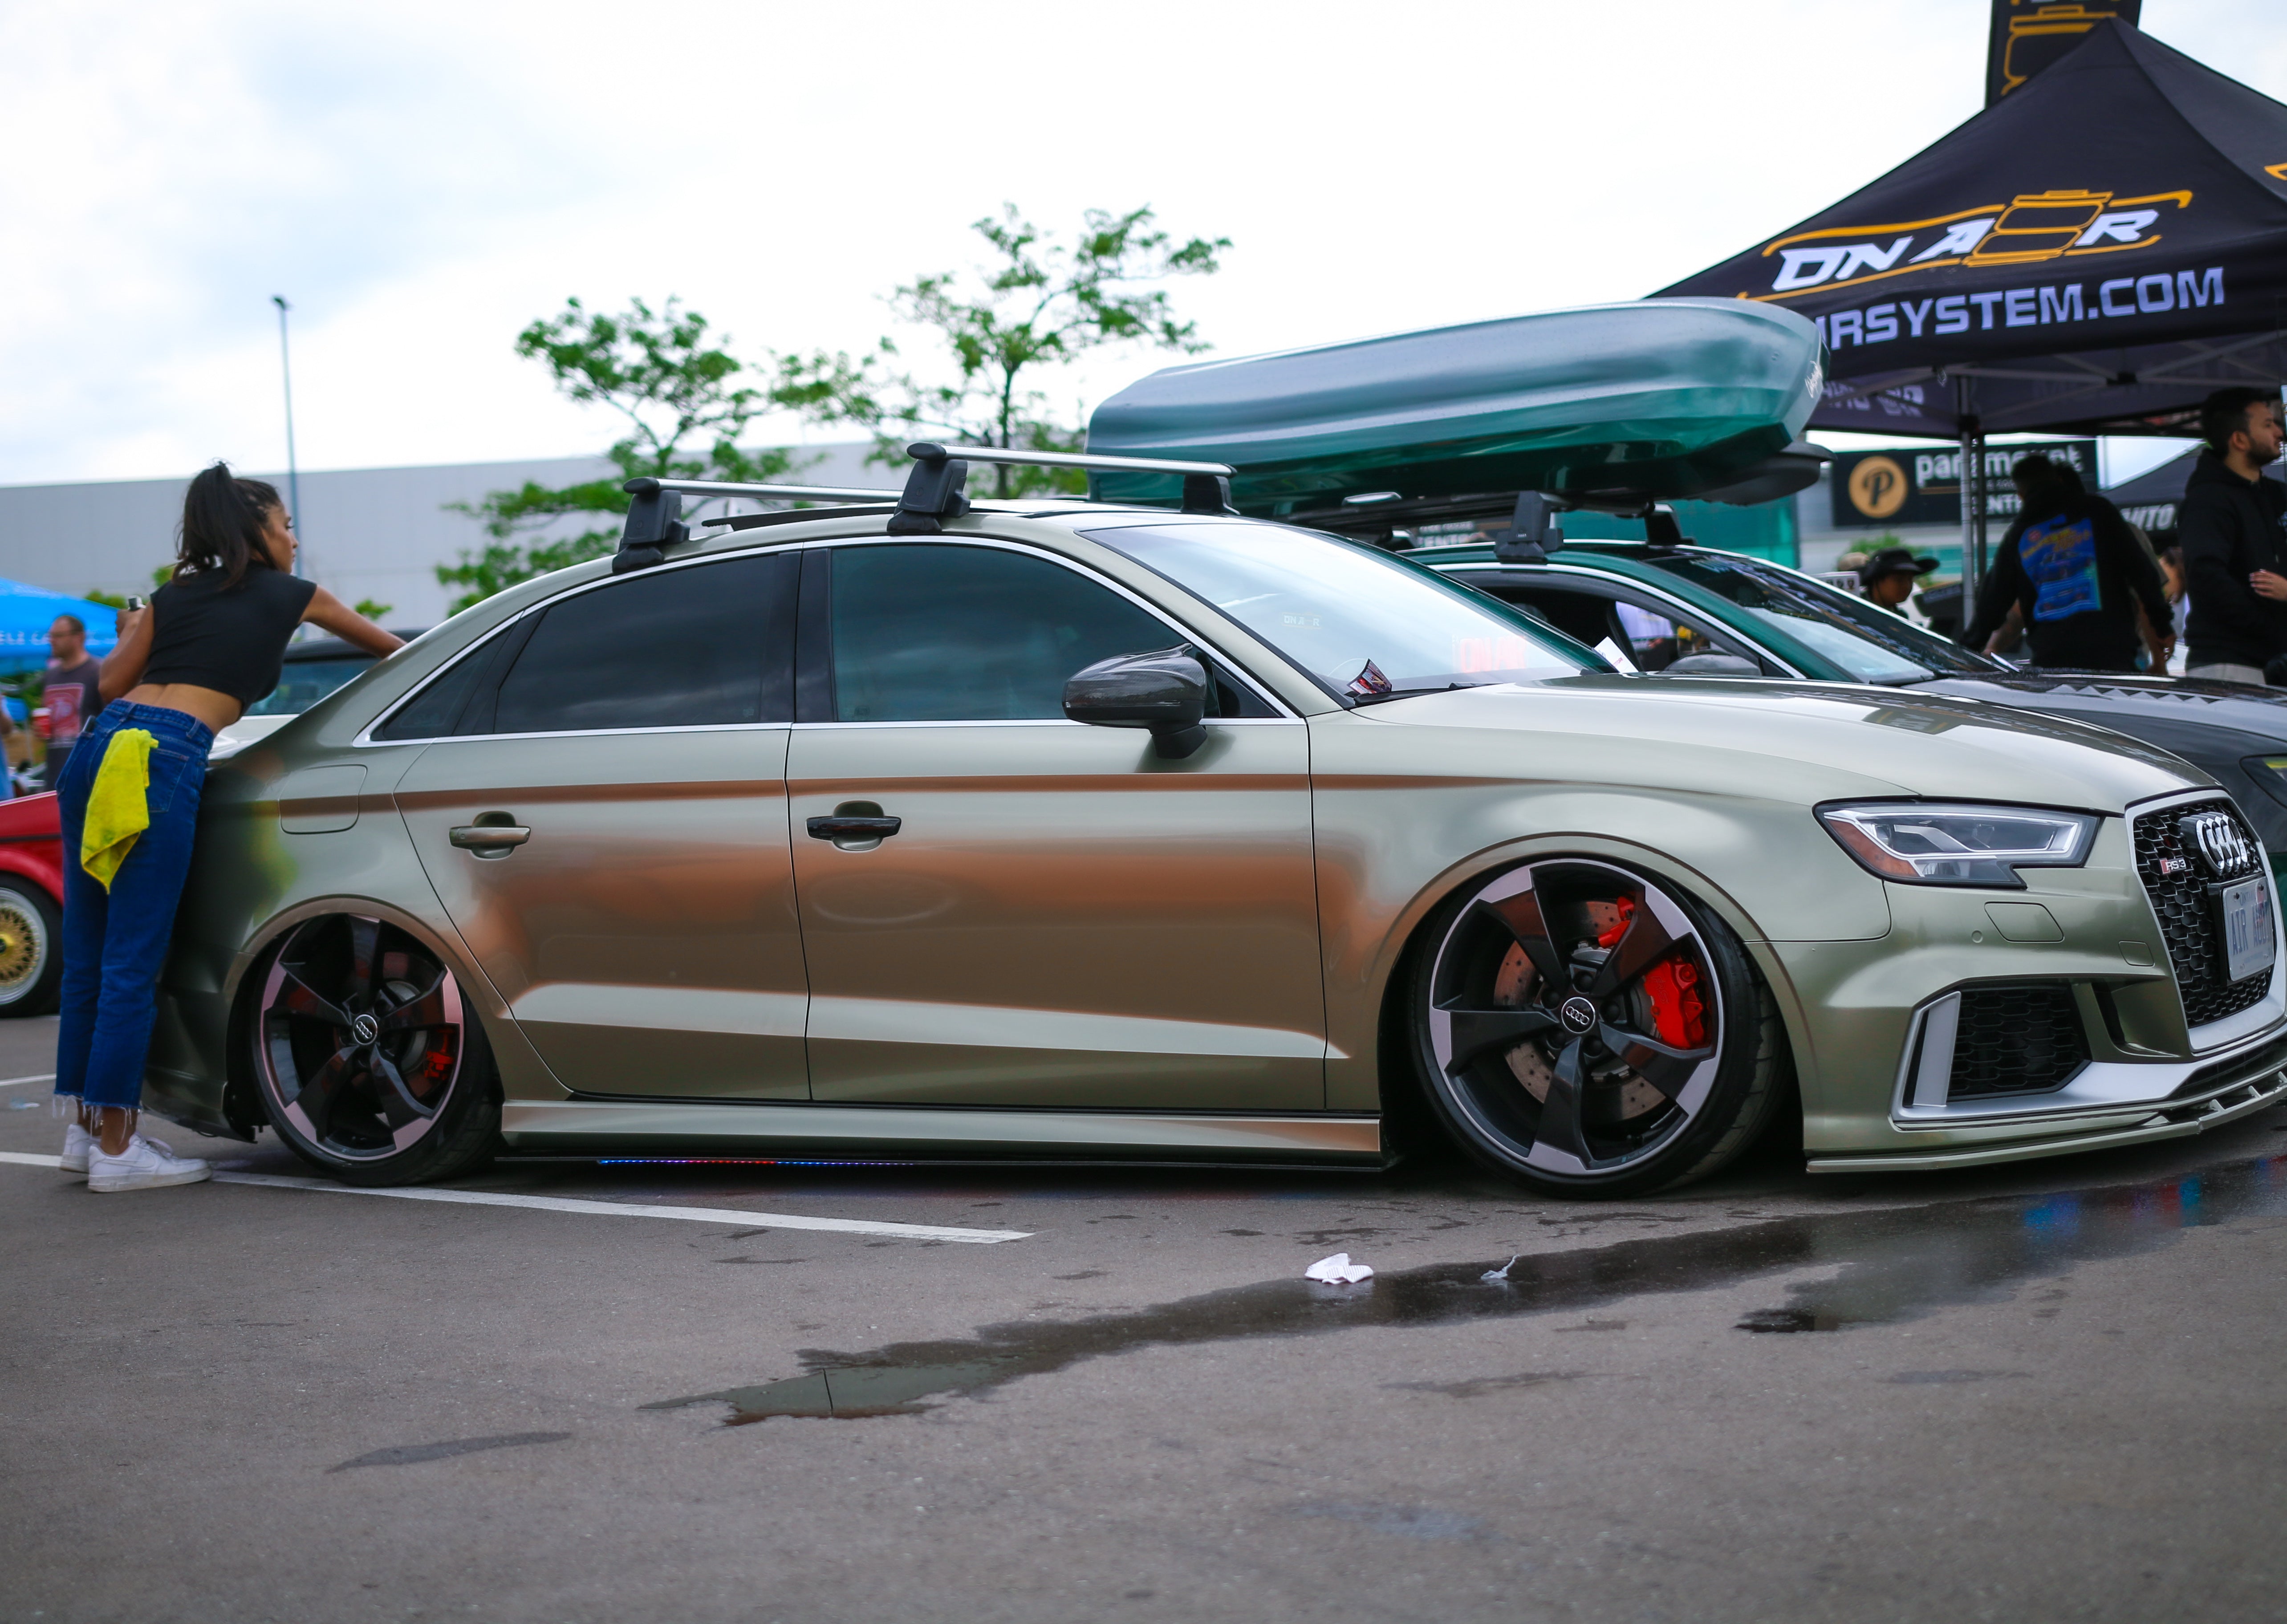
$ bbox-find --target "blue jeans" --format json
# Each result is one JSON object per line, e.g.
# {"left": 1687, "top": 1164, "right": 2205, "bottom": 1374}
{"left": 53, "top": 703, "right": 213, "bottom": 1112}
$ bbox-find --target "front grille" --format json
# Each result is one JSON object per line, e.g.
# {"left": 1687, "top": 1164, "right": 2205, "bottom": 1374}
{"left": 1948, "top": 983, "right": 2088, "bottom": 1098}
{"left": 2133, "top": 799, "right": 2273, "bottom": 1029}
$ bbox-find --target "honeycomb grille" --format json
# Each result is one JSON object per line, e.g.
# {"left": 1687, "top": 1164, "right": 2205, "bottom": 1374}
{"left": 1948, "top": 984, "right": 2088, "bottom": 1098}
{"left": 2133, "top": 800, "right": 2273, "bottom": 1029}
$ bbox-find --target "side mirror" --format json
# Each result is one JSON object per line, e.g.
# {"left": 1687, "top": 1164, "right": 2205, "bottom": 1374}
{"left": 1063, "top": 647, "right": 1211, "bottom": 759}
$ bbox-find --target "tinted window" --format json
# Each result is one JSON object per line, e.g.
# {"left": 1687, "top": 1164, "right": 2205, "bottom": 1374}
{"left": 830, "top": 544, "right": 1174, "bottom": 722}
{"left": 489, "top": 553, "right": 796, "bottom": 735}
{"left": 373, "top": 629, "right": 523, "bottom": 742}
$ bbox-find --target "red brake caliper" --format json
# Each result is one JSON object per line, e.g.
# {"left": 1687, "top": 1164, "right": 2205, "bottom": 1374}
{"left": 1596, "top": 897, "right": 1706, "bottom": 1049}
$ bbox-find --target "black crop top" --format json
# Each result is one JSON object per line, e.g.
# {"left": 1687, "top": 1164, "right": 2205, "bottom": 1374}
{"left": 142, "top": 565, "right": 320, "bottom": 706}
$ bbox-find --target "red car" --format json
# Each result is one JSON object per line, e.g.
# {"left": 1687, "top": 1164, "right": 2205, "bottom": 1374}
{"left": 0, "top": 789, "right": 62, "bottom": 1016}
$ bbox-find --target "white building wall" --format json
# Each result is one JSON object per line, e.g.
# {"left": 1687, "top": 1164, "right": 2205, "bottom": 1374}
{"left": 0, "top": 442, "right": 894, "bottom": 630}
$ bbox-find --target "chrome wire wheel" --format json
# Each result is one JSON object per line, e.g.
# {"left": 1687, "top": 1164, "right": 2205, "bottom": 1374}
{"left": 1418, "top": 859, "right": 1774, "bottom": 1194}
{"left": 0, "top": 881, "right": 54, "bottom": 1011}
{"left": 256, "top": 915, "right": 471, "bottom": 1166}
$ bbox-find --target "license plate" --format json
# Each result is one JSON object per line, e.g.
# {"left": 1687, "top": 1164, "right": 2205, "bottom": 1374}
{"left": 2221, "top": 877, "right": 2275, "bottom": 984}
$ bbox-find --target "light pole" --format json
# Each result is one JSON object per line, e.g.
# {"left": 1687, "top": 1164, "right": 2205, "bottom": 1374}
{"left": 272, "top": 294, "right": 302, "bottom": 576}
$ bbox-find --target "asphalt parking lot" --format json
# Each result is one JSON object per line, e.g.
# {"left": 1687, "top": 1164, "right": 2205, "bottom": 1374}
{"left": 5, "top": 1012, "right": 2286, "bottom": 1624}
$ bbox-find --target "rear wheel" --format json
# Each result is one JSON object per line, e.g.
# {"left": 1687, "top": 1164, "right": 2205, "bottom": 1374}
{"left": 0, "top": 877, "right": 60, "bottom": 1017}
{"left": 1409, "top": 857, "right": 1785, "bottom": 1198}
{"left": 252, "top": 914, "right": 498, "bottom": 1186}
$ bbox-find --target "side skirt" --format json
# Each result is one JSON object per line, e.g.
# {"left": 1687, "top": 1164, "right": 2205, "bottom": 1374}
{"left": 501, "top": 1100, "right": 1383, "bottom": 1165}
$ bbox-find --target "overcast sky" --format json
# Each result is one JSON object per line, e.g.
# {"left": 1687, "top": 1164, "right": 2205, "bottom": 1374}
{"left": 3, "top": 0, "right": 2277, "bottom": 491}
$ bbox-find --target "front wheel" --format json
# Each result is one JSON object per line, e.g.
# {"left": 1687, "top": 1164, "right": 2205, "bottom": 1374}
{"left": 252, "top": 914, "right": 499, "bottom": 1186}
{"left": 1408, "top": 858, "right": 1786, "bottom": 1198}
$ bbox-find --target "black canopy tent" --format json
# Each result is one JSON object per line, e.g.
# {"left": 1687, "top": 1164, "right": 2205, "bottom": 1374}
{"left": 1656, "top": 19, "right": 2287, "bottom": 588}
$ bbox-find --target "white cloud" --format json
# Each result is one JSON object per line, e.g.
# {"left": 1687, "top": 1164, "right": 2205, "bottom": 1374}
{"left": 2, "top": 0, "right": 2278, "bottom": 485}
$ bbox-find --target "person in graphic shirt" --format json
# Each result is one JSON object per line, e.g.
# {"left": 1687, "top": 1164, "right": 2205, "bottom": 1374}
{"left": 40, "top": 613, "right": 106, "bottom": 789}
{"left": 1966, "top": 453, "right": 2171, "bottom": 673}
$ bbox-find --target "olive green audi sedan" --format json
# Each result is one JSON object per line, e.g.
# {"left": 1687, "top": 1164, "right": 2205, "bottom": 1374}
{"left": 144, "top": 457, "right": 2287, "bottom": 1197}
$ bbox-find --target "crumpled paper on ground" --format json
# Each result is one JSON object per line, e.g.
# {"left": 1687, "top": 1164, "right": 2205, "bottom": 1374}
{"left": 1305, "top": 1251, "right": 1373, "bottom": 1284}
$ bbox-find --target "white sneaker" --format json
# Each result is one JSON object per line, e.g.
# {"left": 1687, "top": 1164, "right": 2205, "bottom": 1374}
{"left": 60, "top": 1121, "right": 95, "bottom": 1175}
{"left": 86, "top": 1134, "right": 211, "bottom": 1194}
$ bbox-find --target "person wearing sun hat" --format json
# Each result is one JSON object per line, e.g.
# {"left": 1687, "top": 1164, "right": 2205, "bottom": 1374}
{"left": 1856, "top": 546, "right": 1938, "bottom": 611}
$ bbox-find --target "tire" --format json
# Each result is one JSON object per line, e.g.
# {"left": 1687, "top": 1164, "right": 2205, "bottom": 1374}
{"left": 1406, "top": 857, "right": 1787, "bottom": 1198}
{"left": 251, "top": 914, "right": 499, "bottom": 1186}
{"left": 0, "top": 877, "right": 61, "bottom": 1017}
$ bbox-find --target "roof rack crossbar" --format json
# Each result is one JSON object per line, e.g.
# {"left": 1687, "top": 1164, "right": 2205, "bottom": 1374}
{"left": 613, "top": 476, "right": 904, "bottom": 572}
{"left": 889, "top": 440, "right": 1236, "bottom": 536}
{"left": 624, "top": 476, "right": 905, "bottom": 502}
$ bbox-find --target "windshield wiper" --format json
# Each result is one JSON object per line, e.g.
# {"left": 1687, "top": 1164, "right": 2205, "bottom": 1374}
{"left": 1347, "top": 682, "right": 1492, "bottom": 707}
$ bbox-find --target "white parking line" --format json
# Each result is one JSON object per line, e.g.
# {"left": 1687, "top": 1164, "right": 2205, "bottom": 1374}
{"left": 0, "top": 1074, "right": 55, "bottom": 1088}
{"left": 0, "top": 1155, "right": 1030, "bottom": 1243}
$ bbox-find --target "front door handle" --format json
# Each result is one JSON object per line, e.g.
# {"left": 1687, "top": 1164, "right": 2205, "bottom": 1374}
{"left": 806, "top": 816, "right": 902, "bottom": 841}
{"left": 449, "top": 823, "right": 531, "bottom": 853}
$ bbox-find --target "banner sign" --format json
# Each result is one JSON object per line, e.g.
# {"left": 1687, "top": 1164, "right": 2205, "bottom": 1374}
{"left": 1989, "top": 1, "right": 2141, "bottom": 105}
{"left": 1831, "top": 439, "right": 2097, "bottom": 529}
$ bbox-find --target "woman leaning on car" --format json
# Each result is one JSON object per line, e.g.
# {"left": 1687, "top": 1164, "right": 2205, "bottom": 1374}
{"left": 55, "top": 463, "right": 402, "bottom": 1193}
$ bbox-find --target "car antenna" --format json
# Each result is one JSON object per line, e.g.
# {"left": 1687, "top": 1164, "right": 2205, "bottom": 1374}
{"left": 889, "top": 442, "right": 1240, "bottom": 535}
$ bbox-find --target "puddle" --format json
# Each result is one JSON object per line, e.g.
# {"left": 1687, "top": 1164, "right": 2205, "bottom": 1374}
{"left": 648, "top": 1154, "right": 2287, "bottom": 1426}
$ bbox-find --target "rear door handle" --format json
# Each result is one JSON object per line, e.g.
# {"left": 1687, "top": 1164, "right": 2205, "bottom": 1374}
{"left": 450, "top": 824, "right": 531, "bottom": 852}
{"left": 806, "top": 816, "right": 902, "bottom": 841}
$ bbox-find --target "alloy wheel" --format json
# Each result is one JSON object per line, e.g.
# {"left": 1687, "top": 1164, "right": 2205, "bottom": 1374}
{"left": 1425, "top": 860, "right": 1726, "bottom": 1179}
{"left": 256, "top": 915, "right": 469, "bottom": 1163}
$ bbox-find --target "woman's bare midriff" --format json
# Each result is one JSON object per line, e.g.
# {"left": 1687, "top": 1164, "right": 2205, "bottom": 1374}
{"left": 119, "top": 682, "right": 244, "bottom": 733}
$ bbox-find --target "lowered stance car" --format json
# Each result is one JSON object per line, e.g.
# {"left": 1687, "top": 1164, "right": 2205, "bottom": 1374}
{"left": 136, "top": 443, "right": 2287, "bottom": 1198}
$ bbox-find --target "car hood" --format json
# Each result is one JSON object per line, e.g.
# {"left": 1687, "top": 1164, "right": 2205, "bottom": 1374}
{"left": 1920, "top": 672, "right": 2287, "bottom": 744}
{"left": 1361, "top": 675, "right": 2208, "bottom": 811}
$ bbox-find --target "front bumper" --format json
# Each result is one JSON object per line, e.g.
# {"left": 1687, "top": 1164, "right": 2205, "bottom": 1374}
{"left": 1779, "top": 791, "right": 2287, "bottom": 1169}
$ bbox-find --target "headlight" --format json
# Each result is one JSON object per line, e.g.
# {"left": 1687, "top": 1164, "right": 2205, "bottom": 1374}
{"left": 1816, "top": 802, "right": 2098, "bottom": 887}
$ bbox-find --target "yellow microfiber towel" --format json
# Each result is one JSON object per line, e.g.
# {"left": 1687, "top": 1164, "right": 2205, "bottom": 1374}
{"left": 81, "top": 728, "right": 157, "bottom": 891}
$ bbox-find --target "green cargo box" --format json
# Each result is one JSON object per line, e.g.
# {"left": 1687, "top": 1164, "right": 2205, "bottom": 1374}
{"left": 1085, "top": 299, "right": 1824, "bottom": 515}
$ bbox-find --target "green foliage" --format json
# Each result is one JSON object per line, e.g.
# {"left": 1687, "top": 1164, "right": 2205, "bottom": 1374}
{"left": 783, "top": 205, "right": 1229, "bottom": 497}
{"left": 81, "top": 589, "right": 129, "bottom": 611}
{"left": 353, "top": 598, "right": 394, "bottom": 621}
{"left": 442, "top": 296, "right": 815, "bottom": 612}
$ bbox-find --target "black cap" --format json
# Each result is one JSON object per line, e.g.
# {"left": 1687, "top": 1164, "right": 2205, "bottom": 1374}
{"left": 1858, "top": 546, "right": 1939, "bottom": 586}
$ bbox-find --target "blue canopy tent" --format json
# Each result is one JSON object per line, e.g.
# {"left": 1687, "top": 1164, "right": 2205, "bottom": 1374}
{"left": 0, "top": 579, "right": 120, "bottom": 678}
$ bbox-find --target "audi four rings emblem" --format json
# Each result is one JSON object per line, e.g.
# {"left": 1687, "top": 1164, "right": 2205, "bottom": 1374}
{"left": 1558, "top": 996, "right": 1599, "bottom": 1035}
{"left": 2178, "top": 811, "right": 2257, "bottom": 879}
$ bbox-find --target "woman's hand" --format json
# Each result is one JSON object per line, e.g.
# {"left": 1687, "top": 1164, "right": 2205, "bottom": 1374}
{"left": 303, "top": 588, "right": 406, "bottom": 657}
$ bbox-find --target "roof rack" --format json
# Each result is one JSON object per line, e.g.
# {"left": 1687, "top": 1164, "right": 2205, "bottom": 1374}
{"left": 614, "top": 476, "right": 905, "bottom": 573}
{"left": 888, "top": 442, "right": 1238, "bottom": 536}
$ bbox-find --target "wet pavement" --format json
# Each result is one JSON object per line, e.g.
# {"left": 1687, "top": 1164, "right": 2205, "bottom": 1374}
{"left": 5, "top": 1011, "right": 2287, "bottom": 1622}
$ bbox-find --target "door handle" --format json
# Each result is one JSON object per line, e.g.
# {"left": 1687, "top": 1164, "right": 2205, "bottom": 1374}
{"left": 806, "top": 816, "right": 902, "bottom": 841}
{"left": 449, "top": 824, "right": 531, "bottom": 853}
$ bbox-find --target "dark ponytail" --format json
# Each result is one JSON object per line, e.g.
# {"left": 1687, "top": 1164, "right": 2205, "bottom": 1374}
{"left": 176, "top": 462, "right": 283, "bottom": 588}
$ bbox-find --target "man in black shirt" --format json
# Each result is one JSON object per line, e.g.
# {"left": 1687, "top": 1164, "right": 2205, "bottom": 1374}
{"left": 1969, "top": 454, "right": 2170, "bottom": 672}
{"left": 2181, "top": 387, "right": 2287, "bottom": 686}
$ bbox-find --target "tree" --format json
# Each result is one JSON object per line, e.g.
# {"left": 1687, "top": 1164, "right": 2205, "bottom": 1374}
{"left": 784, "top": 205, "right": 1229, "bottom": 496}
{"left": 440, "top": 297, "right": 809, "bottom": 612}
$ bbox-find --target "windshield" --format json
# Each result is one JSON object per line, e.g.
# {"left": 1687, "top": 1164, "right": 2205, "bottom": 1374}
{"left": 1644, "top": 553, "right": 1996, "bottom": 685}
{"left": 245, "top": 656, "right": 376, "bottom": 717}
{"left": 1085, "top": 521, "right": 1593, "bottom": 700}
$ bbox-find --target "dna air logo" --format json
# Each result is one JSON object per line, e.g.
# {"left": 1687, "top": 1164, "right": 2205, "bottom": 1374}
{"left": 1759, "top": 188, "right": 2190, "bottom": 296}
